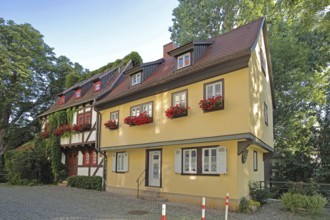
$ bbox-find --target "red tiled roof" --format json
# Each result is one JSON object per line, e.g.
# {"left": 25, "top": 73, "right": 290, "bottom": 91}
{"left": 39, "top": 68, "right": 120, "bottom": 117}
{"left": 96, "top": 17, "right": 265, "bottom": 107}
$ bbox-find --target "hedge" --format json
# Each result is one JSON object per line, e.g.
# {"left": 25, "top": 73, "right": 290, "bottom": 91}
{"left": 67, "top": 176, "right": 102, "bottom": 191}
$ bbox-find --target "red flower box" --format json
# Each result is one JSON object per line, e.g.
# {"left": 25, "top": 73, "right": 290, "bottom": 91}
{"left": 53, "top": 124, "right": 72, "bottom": 136}
{"left": 72, "top": 123, "right": 91, "bottom": 132}
{"left": 124, "top": 112, "right": 153, "bottom": 126}
{"left": 199, "top": 96, "right": 223, "bottom": 112}
{"left": 104, "top": 120, "right": 118, "bottom": 130}
{"left": 39, "top": 131, "right": 49, "bottom": 139}
{"left": 165, "top": 104, "right": 189, "bottom": 119}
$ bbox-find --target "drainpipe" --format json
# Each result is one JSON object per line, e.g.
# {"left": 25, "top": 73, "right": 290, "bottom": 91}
{"left": 93, "top": 99, "right": 107, "bottom": 191}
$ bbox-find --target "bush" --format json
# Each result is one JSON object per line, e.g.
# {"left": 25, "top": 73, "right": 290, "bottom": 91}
{"left": 67, "top": 176, "right": 102, "bottom": 191}
{"left": 249, "top": 182, "right": 271, "bottom": 204}
{"left": 281, "top": 192, "right": 327, "bottom": 214}
{"left": 239, "top": 197, "right": 250, "bottom": 213}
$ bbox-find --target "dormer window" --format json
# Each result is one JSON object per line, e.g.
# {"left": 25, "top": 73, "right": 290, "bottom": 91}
{"left": 94, "top": 81, "right": 101, "bottom": 92}
{"left": 177, "top": 52, "right": 191, "bottom": 69}
{"left": 131, "top": 72, "right": 141, "bottom": 86}
{"left": 75, "top": 89, "right": 81, "bottom": 99}
{"left": 59, "top": 95, "right": 65, "bottom": 105}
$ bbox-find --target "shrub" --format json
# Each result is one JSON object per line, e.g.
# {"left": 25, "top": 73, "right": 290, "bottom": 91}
{"left": 281, "top": 192, "right": 327, "bottom": 214}
{"left": 239, "top": 197, "right": 250, "bottom": 213}
{"left": 67, "top": 176, "right": 102, "bottom": 191}
{"left": 249, "top": 182, "right": 271, "bottom": 204}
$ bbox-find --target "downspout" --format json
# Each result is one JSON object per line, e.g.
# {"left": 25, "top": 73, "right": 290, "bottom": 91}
{"left": 93, "top": 98, "right": 106, "bottom": 191}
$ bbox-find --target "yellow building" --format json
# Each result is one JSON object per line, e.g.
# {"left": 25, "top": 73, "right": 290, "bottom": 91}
{"left": 94, "top": 17, "right": 274, "bottom": 210}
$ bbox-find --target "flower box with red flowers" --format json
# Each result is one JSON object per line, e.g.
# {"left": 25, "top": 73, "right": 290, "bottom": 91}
{"left": 39, "top": 131, "right": 49, "bottom": 139}
{"left": 53, "top": 124, "right": 72, "bottom": 136}
{"left": 199, "top": 96, "right": 224, "bottom": 112}
{"left": 124, "top": 112, "right": 153, "bottom": 126}
{"left": 165, "top": 104, "right": 189, "bottom": 119}
{"left": 72, "top": 123, "right": 91, "bottom": 132}
{"left": 104, "top": 120, "right": 119, "bottom": 130}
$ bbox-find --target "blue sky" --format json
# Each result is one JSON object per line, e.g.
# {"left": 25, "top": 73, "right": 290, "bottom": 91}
{"left": 1, "top": 0, "right": 179, "bottom": 70}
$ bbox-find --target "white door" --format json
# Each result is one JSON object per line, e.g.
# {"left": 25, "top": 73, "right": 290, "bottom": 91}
{"left": 148, "top": 150, "right": 161, "bottom": 187}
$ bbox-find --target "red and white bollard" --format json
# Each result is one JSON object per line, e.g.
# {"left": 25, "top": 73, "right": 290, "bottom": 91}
{"left": 225, "top": 193, "right": 229, "bottom": 220}
{"left": 162, "top": 204, "right": 166, "bottom": 220}
{"left": 201, "top": 197, "right": 206, "bottom": 220}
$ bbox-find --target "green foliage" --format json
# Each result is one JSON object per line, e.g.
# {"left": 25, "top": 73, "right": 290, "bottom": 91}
{"left": 88, "top": 51, "right": 143, "bottom": 77}
{"left": 0, "top": 19, "right": 87, "bottom": 157}
{"left": 66, "top": 108, "right": 76, "bottom": 126}
{"left": 4, "top": 138, "right": 55, "bottom": 185}
{"left": 281, "top": 192, "right": 327, "bottom": 214}
{"left": 45, "top": 136, "right": 62, "bottom": 183}
{"left": 249, "top": 182, "right": 271, "bottom": 204}
{"left": 65, "top": 72, "right": 81, "bottom": 88}
{"left": 239, "top": 197, "right": 250, "bottom": 213}
{"left": 67, "top": 176, "right": 102, "bottom": 191}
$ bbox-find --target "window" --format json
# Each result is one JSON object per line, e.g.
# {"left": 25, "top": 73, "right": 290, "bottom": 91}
{"left": 183, "top": 149, "right": 197, "bottom": 174}
{"left": 264, "top": 102, "right": 268, "bottom": 126}
{"left": 77, "top": 112, "right": 91, "bottom": 125}
{"left": 177, "top": 53, "right": 191, "bottom": 69}
{"left": 110, "top": 111, "right": 119, "bottom": 123}
{"left": 253, "top": 151, "right": 258, "bottom": 171}
{"left": 112, "top": 152, "right": 128, "bottom": 172}
{"left": 83, "top": 151, "right": 90, "bottom": 166}
{"left": 90, "top": 151, "right": 98, "bottom": 166}
{"left": 59, "top": 95, "right": 65, "bottom": 105}
{"left": 75, "top": 89, "right": 81, "bottom": 99}
{"left": 202, "top": 148, "right": 217, "bottom": 174}
{"left": 205, "top": 80, "right": 223, "bottom": 99}
{"left": 172, "top": 90, "right": 187, "bottom": 107}
{"left": 175, "top": 146, "right": 227, "bottom": 175}
{"left": 131, "top": 72, "right": 141, "bottom": 86}
{"left": 131, "top": 102, "right": 152, "bottom": 117}
{"left": 83, "top": 150, "right": 98, "bottom": 166}
{"left": 94, "top": 81, "right": 101, "bottom": 92}
{"left": 260, "top": 48, "right": 266, "bottom": 75}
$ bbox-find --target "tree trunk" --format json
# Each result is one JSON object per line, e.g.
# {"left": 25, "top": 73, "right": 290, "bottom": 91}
{"left": 0, "top": 127, "right": 7, "bottom": 166}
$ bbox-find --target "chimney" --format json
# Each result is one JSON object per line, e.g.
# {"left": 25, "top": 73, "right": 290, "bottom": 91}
{"left": 163, "top": 42, "right": 176, "bottom": 59}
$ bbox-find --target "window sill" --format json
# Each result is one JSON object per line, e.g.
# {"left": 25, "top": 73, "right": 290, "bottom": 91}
{"left": 181, "top": 173, "right": 220, "bottom": 176}
{"left": 202, "top": 106, "right": 224, "bottom": 112}
{"left": 169, "top": 113, "right": 188, "bottom": 119}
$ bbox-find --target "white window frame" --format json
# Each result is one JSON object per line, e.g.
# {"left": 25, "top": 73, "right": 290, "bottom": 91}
{"left": 131, "top": 102, "right": 152, "bottom": 117}
{"left": 264, "top": 102, "right": 268, "bottom": 126}
{"left": 112, "top": 152, "right": 128, "bottom": 173}
{"left": 110, "top": 111, "right": 119, "bottom": 123}
{"left": 205, "top": 80, "right": 223, "bottom": 99}
{"left": 253, "top": 151, "right": 258, "bottom": 171}
{"left": 172, "top": 90, "right": 187, "bottom": 107}
{"left": 131, "top": 72, "right": 142, "bottom": 86}
{"left": 177, "top": 52, "right": 191, "bottom": 69}
{"left": 183, "top": 149, "right": 197, "bottom": 174}
{"left": 202, "top": 147, "right": 218, "bottom": 174}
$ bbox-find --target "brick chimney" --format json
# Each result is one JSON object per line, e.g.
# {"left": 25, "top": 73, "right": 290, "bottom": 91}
{"left": 163, "top": 42, "right": 176, "bottom": 59}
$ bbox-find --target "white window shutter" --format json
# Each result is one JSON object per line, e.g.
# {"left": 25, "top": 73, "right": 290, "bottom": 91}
{"left": 112, "top": 153, "right": 116, "bottom": 172}
{"left": 174, "top": 149, "right": 182, "bottom": 173}
{"left": 217, "top": 146, "right": 227, "bottom": 174}
{"left": 124, "top": 152, "right": 129, "bottom": 172}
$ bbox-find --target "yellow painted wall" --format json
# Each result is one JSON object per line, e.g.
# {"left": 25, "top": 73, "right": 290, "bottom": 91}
{"left": 100, "top": 68, "right": 250, "bottom": 148}
{"left": 248, "top": 31, "right": 274, "bottom": 148}
{"left": 237, "top": 146, "right": 267, "bottom": 198}
{"left": 106, "top": 140, "right": 239, "bottom": 199}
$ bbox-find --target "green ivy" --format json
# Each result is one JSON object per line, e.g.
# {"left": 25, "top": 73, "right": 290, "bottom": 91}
{"left": 45, "top": 136, "right": 62, "bottom": 183}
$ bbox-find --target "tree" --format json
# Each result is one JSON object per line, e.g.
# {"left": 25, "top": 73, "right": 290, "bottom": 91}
{"left": 0, "top": 19, "right": 87, "bottom": 163}
{"left": 169, "top": 0, "right": 330, "bottom": 182}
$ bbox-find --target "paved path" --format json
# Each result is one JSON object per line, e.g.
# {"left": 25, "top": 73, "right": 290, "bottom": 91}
{"left": 0, "top": 184, "right": 329, "bottom": 220}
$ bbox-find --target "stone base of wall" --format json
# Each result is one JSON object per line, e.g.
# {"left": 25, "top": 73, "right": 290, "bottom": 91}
{"left": 105, "top": 185, "right": 239, "bottom": 211}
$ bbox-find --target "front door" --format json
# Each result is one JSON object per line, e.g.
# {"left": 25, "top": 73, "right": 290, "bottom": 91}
{"left": 148, "top": 150, "right": 161, "bottom": 187}
{"left": 67, "top": 151, "right": 78, "bottom": 176}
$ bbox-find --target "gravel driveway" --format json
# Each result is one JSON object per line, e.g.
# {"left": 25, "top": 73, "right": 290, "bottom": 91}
{"left": 0, "top": 184, "right": 329, "bottom": 220}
